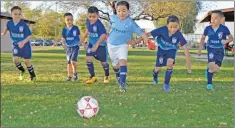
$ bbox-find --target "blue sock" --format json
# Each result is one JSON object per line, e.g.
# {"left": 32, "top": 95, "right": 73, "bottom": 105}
{"left": 207, "top": 71, "right": 214, "bottom": 84}
{"left": 152, "top": 69, "right": 159, "bottom": 79}
{"left": 113, "top": 68, "right": 120, "bottom": 78}
{"left": 164, "top": 69, "right": 173, "bottom": 85}
{"left": 102, "top": 63, "right": 109, "bottom": 77}
{"left": 120, "top": 66, "right": 127, "bottom": 86}
{"left": 86, "top": 62, "right": 95, "bottom": 77}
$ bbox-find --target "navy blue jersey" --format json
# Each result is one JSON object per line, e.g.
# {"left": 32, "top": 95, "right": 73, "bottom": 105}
{"left": 62, "top": 25, "right": 80, "bottom": 47}
{"left": 7, "top": 19, "right": 32, "bottom": 45}
{"left": 151, "top": 26, "right": 187, "bottom": 50}
{"left": 203, "top": 24, "right": 231, "bottom": 48}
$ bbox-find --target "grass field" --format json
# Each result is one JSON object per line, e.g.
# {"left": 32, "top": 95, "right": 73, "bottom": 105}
{"left": 1, "top": 46, "right": 234, "bottom": 127}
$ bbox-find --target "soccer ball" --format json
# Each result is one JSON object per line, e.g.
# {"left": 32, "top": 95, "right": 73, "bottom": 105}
{"left": 148, "top": 40, "right": 156, "bottom": 50}
{"left": 76, "top": 96, "right": 99, "bottom": 119}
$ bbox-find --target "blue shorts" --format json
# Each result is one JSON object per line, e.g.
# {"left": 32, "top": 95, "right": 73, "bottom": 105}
{"left": 86, "top": 43, "right": 108, "bottom": 62}
{"left": 12, "top": 42, "right": 32, "bottom": 59}
{"left": 156, "top": 47, "right": 177, "bottom": 67}
{"left": 207, "top": 47, "right": 224, "bottom": 67}
{"left": 66, "top": 45, "right": 79, "bottom": 64}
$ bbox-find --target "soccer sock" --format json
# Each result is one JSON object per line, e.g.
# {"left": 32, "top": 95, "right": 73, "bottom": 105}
{"left": 207, "top": 71, "right": 214, "bottom": 85}
{"left": 152, "top": 69, "right": 159, "bottom": 79}
{"left": 15, "top": 62, "right": 25, "bottom": 72}
{"left": 102, "top": 63, "right": 109, "bottom": 77}
{"left": 120, "top": 66, "right": 127, "bottom": 86}
{"left": 113, "top": 67, "right": 120, "bottom": 78}
{"left": 27, "top": 65, "right": 36, "bottom": 78}
{"left": 86, "top": 62, "right": 95, "bottom": 77}
{"left": 164, "top": 69, "right": 173, "bottom": 85}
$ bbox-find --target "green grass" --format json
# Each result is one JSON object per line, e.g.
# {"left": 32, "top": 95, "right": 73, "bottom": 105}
{"left": 1, "top": 46, "right": 234, "bottom": 127}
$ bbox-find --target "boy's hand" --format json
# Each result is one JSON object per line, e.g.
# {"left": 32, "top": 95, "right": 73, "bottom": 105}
{"left": 127, "top": 40, "right": 136, "bottom": 46}
{"left": 62, "top": 44, "right": 67, "bottom": 49}
{"left": 1, "top": 33, "right": 5, "bottom": 36}
{"left": 197, "top": 49, "right": 201, "bottom": 56}
{"left": 91, "top": 45, "right": 98, "bottom": 52}
{"left": 18, "top": 41, "right": 25, "bottom": 48}
{"left": 221, "top": 40, "right": 228, "bottom": 44}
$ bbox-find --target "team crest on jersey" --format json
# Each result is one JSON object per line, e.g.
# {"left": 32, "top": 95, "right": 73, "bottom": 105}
{"left": 19, "top": 26, "right": 24, "bottom": 32}
{"left": 73, "top": 30, "right": 77, "bottom": 36}
{"left": 209, "top": 53, "right": 214, "bottom": 59}
{"left": 172, "top": 37, "right": 177, "bottom": 44}
{"left": 159, "top": 57, "right": 163, "bottom": 64}
{"left": 218, "top": 32, "right": 223, "bottom": 39}
{"left": 13, "top": 48, "right": 18, "bottom": 54}
{"left": 93, "top": 26, "right": 97, "bottom": 32}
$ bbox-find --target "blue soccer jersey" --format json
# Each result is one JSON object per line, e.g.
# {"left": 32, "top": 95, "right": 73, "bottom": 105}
{"left": 7, "top": 19, "right": 32, "bottom": 45}
{"left": 86, "top": 19, "right": 106, "bottom": 46}
{"left": 62, "top": 25, "right": 80, "bottom": 47}
{"left": 108, "top": 15, "right": 144, "bottom": 45}
{"left": 203, "top": 24, "right": 231, "bottom": 48}
{"left": 150, "top": 26, "right": 187, "bottom": 50}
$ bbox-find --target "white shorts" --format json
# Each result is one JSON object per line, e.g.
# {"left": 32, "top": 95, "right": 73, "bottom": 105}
{"left": 107, "top": 43, "right": 128, "bottom": 66}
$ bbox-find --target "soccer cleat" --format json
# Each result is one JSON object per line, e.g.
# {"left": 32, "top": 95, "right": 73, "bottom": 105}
{"left": 65, "top": 77, "right": 72, "bottom": 82}
{"left": 19, "top": 71, "right": 25, "bottom": 80}
{"left": 104, "top": 76, "right": 110, "bottom": 84}
{"left": 74, "top": 73, "right": 78, "bottom": 81}
{"left": 120, "top": 88, "right": 126, "bottom": 93}
{"left": 206, "top": 84, "right": 214, "bottom": 90}
{"left": 85, "top": 76, "right": 97, "bottom": 84}
{"left": 205, "top": 66, "right": 209, "bottom": 78}
{"left": 163, "top": 83, "right": 170, "bottom": 92}
{"left": 116, "top": 77, "right": 120, "bottom": 86}
{"left": 30, "top": 76, "right": 36, "bottom": 81}
{"left": 153, "top": 77, "right": 158, "bottom": 84}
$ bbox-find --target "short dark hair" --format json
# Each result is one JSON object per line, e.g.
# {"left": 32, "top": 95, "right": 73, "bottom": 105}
{"left": 211, "top": 10, "right": 224, "bottom": 17}
{"left": 116, "top": 1, "right": 129, "bottom": 10}
{"left": 88, "top": 6, "right": 99, "bottom": 14}
{"left": 11, "top": 6, "right": 21, "bottom": 12}
{"left": 167, "top": 15, "right": 179, "bottom": 24}
{"left": 64, "top": 13, "right": 73, "bottom": 18}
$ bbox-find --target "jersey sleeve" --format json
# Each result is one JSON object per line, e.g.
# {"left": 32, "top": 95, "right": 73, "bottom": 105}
{"left": 23, "top": 23, "right": 32, "bottom": 36}
{"left": 178, "top": 31, "right": 187, "bottom": 46}
{"left": 203, "top": 26, "right": 209, "bottom": 36}
{"left": 97, "top": 21, "right": 107, "bottom": 36}
{"left": 224, "top": 26, "right": 231, "bottom": 36}
{"left": 62, "top": 28, "right": 66, "bottom": 38}
{"left": 76, "top": 26, "right": 80, "bottom": 35}
{"left": 150, "top": 28, "right": 162, "bottom": 38}
{"left": 131, "top": 20, "right": 143, "bottom": 36}
{"left": 6, "top": 21, "right": 10, "bottom": 30}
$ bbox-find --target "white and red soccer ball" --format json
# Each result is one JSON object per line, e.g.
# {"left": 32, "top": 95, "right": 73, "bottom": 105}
{"left": 76, "top": 96, "right": 99, "bottom": 119}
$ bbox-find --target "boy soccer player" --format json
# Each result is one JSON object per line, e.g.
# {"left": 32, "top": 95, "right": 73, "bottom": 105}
{"left": 136, "top": 15, "right": 192, "bottom": 92}
{"left": 1, "top": 6, "right": 36, "bottom": 81}
{"left": 108, "top": 1, "right": 149, "bottom": 93}
{"left": 197, "top": 10, "right": 233, "bottom": 90}
{"left": 62, "top": 13, "right": 83, "bottom": 81}
{"left": 84, "top": 6, "right": 110, "bottom": 84}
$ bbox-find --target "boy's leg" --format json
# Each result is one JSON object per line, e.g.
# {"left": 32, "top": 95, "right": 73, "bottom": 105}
{"left": 153, "top": 67, "right": 161, "bottom": 84}
{"left": 163, "top": 58, "right": 174, "bottom": 92}
{"left": 118, "top": 44, "right": 129, "bottom": 93}
{"left": 24, "top": 59, "right": 36, "bottom": 81}
{"left": 14, "top": 56, "right": 26, "bottom": 80}
{"left": 154, "top": 47, "right": 165, "bottom": 84}
{"left": 96, "top": 46, "right": 110, "bottom": 83}
{"left": 65, "top": 47, "right": 73, "bottom": 81}
{"left": 71, "top": 46, "right": 79, "bottom": 81}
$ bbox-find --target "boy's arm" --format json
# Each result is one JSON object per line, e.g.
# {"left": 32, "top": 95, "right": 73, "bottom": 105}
{"left": 135, "top": 32, "right": 151, "bottom": 45}
{"left": 61, "top": 37, "right": 67, "bottom": 49}
{"left": 1, "top": 27, "right": 8, "bottom": 36}
{"left": 197, "top": 35, "right": 206, "bottom": 56}
{"left": 92, "top": 34, "right": 106, "bottom": 52}
{"left": 222, "top": 34, "right": 233, "bottom": 44}
{"left": 183, "top": 44, "right": 192, "bottom": 73}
